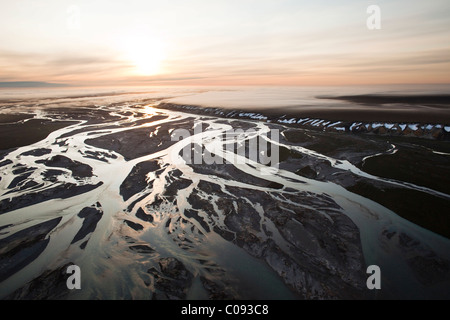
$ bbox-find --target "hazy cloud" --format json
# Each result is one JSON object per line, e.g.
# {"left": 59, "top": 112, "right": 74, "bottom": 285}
{"left": 1, "top": 0, "right": 449, "bottom": 85}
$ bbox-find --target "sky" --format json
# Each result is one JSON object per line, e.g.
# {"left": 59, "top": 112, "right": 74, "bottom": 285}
{"left": 0, "top": 0, "right": 449, "bottom": 86}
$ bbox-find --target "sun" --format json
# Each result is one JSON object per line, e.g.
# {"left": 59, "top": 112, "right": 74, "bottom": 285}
{"left": 121, "top": 34, "right": 166, "bottom": 76}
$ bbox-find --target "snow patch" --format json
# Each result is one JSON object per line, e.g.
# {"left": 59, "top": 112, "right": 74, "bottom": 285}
{"left": 278, "top": 118, "right": 297, "bottom": 124}
{"left": 327, "top": 121, "right": 341, "bottom": 128}
{"left": 311, "top": 119, "right": 324, "bottom": 127}
{"left": 350, "top": 122, "right": 362, "bottom": 130}
{"left": 372, "top": 123, "right": 383, "bottom": 129}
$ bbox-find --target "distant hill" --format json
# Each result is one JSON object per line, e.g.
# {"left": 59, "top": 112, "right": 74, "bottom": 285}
{"left": 0, "top": 81, "right": 69, "bottom": 88}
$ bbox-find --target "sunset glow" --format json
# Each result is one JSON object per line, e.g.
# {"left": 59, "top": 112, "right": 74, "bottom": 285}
{"left": 120, "top": 34, "right": 166, "bottom": 76}
{"left": 0, "top": 0, "right": 449, "bottom": 86}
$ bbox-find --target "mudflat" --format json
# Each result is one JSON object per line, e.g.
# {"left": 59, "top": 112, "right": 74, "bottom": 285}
{"left": 0, "top": 96, "right": 449, "bottom": 300}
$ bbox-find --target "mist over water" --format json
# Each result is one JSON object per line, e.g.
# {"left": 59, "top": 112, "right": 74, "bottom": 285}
{"left": 0, "top": 85, "right": 449, "bottom": 299}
